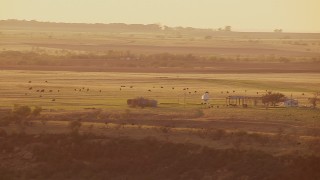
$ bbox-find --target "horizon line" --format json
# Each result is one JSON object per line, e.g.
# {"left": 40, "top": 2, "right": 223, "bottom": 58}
{"left": 1, "top": 19, "right": 320, "bottom": 34}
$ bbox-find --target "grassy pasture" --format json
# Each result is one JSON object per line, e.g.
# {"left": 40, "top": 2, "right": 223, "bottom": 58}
{"left": 1, "top": 70, "right": 319, "bottom": 132}
{"left": 1, "top": 27, "right": 320, "bottom": 61}
{"left": 1, "top": 70, "right": 319, "bottom": 110}
{"left": 1, "top": 22, "right": 320, "bottom": 179}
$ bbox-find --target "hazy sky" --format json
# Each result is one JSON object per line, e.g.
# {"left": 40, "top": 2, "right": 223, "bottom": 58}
{"left": 1, "top": 0, "right": 319, "bottom": 32}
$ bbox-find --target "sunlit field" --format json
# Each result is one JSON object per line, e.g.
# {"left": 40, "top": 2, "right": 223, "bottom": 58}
{"left": 1, "top": 70, "right": 319, "bottom": 109}
{"left": 1, "top": 70, "right": 320, "bottom": 137}
{"left": 1, "top": 21, "right": 320, "bottom": 179}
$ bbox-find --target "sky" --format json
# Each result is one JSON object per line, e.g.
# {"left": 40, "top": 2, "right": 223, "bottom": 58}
{"left": 0, "top": 0, "right": 319, "bottom": 32}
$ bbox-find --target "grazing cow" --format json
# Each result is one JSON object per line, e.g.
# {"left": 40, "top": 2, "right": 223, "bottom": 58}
{"left": 41, "top": 89, "right": 45, "bottom": 92}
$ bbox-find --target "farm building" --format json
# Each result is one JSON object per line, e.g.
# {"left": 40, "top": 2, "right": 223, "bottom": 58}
{"left": 283, "top": 99, "right": 299, "bottom": 107}
{"left": 226, "top": 96, "right": 262, "bottom": 107}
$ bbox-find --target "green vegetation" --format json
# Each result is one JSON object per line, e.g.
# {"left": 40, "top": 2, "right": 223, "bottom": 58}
{"left": 68, "top": 120, "right": 82, "bottom": 134}
{"left": 262, "top": 92, "right": 286, "bottom": 106}
{"left": 0, "top": 134, "right": 319, "bottom": 180}
{"left": 127, "top": 97, "right": 158, "bottom": 108}
{"left": 0, "top": 105, "right": 42, "bottom": 133}
{"left": 1, "top": 20, "right": 320, "bottom": 179}
{"left": 309, "top": 92, "right": 320, "bottom": 108}
{"left": 1, "top": 20, "right": 320, "bottom": 73}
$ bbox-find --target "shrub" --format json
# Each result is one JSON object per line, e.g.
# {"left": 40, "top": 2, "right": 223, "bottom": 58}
{"left": 159, "top": 126, "right": 171, "bottom": 134}
{"left": 0, "top": 128, "right": 7, "bottom": 137}
{"left": 198, "top": 128, "right": 227, "bottom": 140}
{"left": 0, "top": 118, "right": 10, "bottom": 127}
{"left": 13, "top": 104, "right": 32, "bottom": 117}
{"left": 193, "top": 109, "right": 204, "bottom": 118}
{"left": 309, "top": 92, "right": 320, "bottom": 108}
{"left": 3, "top": 105, "right": 43, "bottom": 133}
{"left": 261, "top": 92, "right": 286, "bottom": 106}
{"left": 127, "top": 97, "right": 157, "bottom": 108}
{"left": 68, "top": 120, "right": 82, "bottom": 134}
{"left": 32, "top": 106, "right": 42, "bottom": 116}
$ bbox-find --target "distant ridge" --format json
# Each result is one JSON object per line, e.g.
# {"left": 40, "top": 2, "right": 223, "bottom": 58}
{"left": 0, "top": 19, "right": 165, "bottom": 32}
{"left": 1, "top": 19, "right": 320, "bottom": 38}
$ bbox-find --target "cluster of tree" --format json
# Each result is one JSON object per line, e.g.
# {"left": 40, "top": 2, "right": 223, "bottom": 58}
{"left": 0, "top": 50, "right": 202, "bottom": 67}
{"left": 0, "top": 105, "right": 42, "bottom": 132}
{"left": 1, "top": 134, "right": 320, "bottom": 179}
{"left": 3, "top": 50, "right": 315, "bottom": 68}
{"left": 261, "top": 92, "right": 320, "bottom": 108}
{"left": 261, "top": 92, "right": 286, "bottom": 107}
{"left": 127, "top": 97, "right": 158, "bottom": 108}
{"left": 0, "top": 20, "right": 217, "bottom": 34}
{"left": 309, "top": 92, "right": 320, "bottom": 108}
{"left": 0, "top": 20, "right": 163, "bottom": 33}
{"left": 217, "top": 26, "right": 232, "bottom": 32}
{"left": 274, "top": 29, "right": 283, "bottom": 33}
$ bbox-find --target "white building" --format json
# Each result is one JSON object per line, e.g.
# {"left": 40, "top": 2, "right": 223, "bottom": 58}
{"left": 283, "top": 99, "right": 299, "bottom": 107}
{"left": 201, "top": 92, "right": 210, "bottom": 103}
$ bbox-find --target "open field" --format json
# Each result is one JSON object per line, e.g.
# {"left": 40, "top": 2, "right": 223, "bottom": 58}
{"left": 1, "top": 70, "right": 319, "bottom": 109}
{"left": 1, "top": 70, "right": 319, "bottom": 141}
{"left": 1, "top": 20, "right": 320, "bottom": 73}
{"left": 1, "top": 21, "right": 320, "bottom": 179}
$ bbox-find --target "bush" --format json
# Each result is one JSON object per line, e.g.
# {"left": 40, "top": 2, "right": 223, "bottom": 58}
{"left": 198, "top": 128, "right": 227, "bottom": 140}
{"left": 32, "top": 106, "right": 42, "bottom": 116}
{"left": 68, "top": 120, "right": 82, "bottom": 134}
{"left": 9, "top": 105, "right": 42, "bottom": 124}
{"left": 262, "top": 92, "right": 286, "bottom": 106}
{"left": 127, "top": 97, "right": 157, "bottom": 108}
{"left": 13, "top": 104, "right": 32, "bottom": 117}
{"left": 0, "top": 128, "right": 7, "bottom": 137}
{"left": 0, "top": 118, "right": 10, "bottom": 126}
